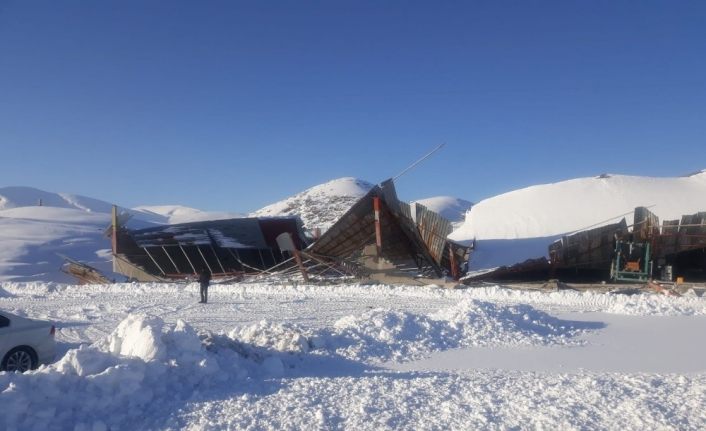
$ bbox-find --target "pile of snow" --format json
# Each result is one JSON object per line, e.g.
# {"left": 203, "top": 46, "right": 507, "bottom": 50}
{"left": 0, "top": 315, "right": 248, "bottom": 431}
{"left": 318, "top": 299, "right": 591, "bottom": 362}
{"left": 251, "top": 177, "right": 374, "bottom": 230}
{"left": 231, "top": 320, "right": 312, "bottom": 354}
{"left": 412, "top": 196, "right": 473, "bottom": 225}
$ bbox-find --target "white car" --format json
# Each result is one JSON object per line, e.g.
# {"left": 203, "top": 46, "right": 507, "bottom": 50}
{"left": 0, "top": 311, "right": 56, "bottom": 372}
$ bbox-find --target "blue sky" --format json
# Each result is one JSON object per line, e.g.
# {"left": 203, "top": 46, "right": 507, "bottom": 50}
{"left": 1, "top": 1, "right": 705, "bottom": 212}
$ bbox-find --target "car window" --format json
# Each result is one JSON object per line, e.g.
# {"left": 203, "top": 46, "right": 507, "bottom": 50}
{"left": 0, "top": 314, "right": 8, "bottom": 328}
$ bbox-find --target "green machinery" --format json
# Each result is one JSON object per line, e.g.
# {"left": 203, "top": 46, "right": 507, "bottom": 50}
{"left": 610, "top": 240, "right": 653, "bottom": 283}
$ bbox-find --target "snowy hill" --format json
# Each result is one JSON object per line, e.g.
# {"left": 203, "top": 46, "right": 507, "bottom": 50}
{"left": 133, "top": 205, "right": 243, "bottom": 224}
{"left": 450, "top": 171, "right": 706, "bottom": 270}
{"left": 0, "top": 206, "right": 113, "bottom": 282}
{"left": 412, "top": 196, "right": 473, "bottom": 226}
{"left": 0, "top": 186, "right": 115, "bottom": 213}
{"left": 250, "top": 177, "right": 375, "bottom": 230}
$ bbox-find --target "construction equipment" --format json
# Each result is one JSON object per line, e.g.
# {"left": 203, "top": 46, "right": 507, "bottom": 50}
{"left": 610, "top": 239, "right": 653, "bottom": 283}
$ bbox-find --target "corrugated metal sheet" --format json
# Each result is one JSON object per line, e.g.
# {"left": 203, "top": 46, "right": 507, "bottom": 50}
{"left": 131, "top": 218, "right": 268, "bottom": 249}
{"left": 414, "top": 202, "right": 453, "bottom": 263}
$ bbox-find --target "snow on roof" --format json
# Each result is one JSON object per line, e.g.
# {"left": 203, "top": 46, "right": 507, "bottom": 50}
{"left": 450, "top": 172, "right": 706, "bottom": 242}
{"left": 412, "top": 196, "right": 473, "bottom": 224}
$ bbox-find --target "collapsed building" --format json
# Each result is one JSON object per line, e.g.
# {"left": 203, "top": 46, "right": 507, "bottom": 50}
{"left": 110, "top": 208, "right": 309, "bottom": 282}
{"left": 107, "top": 179, "right": 470, "bottom": 284}
{"left": 305, "top": 179, "right": 470, "bottom": 284}
{"left": 465, "top": 206, "right": 706, "bottom": 283}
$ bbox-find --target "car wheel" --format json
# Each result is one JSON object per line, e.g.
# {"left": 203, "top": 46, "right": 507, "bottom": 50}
{"left": 2, "top": 346, "right": 37, "bottom": 373}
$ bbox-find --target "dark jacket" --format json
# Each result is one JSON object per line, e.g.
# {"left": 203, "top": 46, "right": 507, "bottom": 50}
{"left": 198, "top": 270, "right": 211, "bottom": 285}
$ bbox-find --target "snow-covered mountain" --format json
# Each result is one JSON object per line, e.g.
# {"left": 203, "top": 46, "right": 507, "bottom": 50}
{"left": 250, "top": 177, "right": 375, "bottom": 230}
{"left": 133, "top": 205, "right": 243, "bottom": 224}
{"left": 0, "top": 186, "right": 115, "bottom": 213}
{"left": 450, "top": 170, "right": 706, "bottom": 270}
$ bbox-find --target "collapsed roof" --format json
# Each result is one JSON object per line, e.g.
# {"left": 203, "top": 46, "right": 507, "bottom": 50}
{"left": 109, "top": 179, "right": 469, "bottom": 284}
{"left": 110, "top": 210, "right": 309, "bottom": 282}
{"left": 307, "top": 179, "right": 470, "bottom": 280}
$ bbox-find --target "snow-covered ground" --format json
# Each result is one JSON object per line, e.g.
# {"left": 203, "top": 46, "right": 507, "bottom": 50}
{"left": 2, "top": 281, "right": 705, "bottom": 430}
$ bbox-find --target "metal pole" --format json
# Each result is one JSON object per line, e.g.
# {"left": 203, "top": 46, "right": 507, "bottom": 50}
{"left": 257, "top": 249, "right": 266, "bottom": 269}
{"left": 180, "top": 245, "right": 197, "bottom": 274}
{"left": 162, "top": 246, "right": 180, "bottom": 273}
{"left": 373, "top": 196, "right": 383, "bottom": 258}
{"left": 210, "top": 245, "right": 227, "bottom": 274}
{"left": 392, "top": 143, "right": 445, "bottom": 181}
{"left": 143, "top": 247, "right": 166, "bottom": 276}
{"left": 226, "top": 248, "right": 242, "bottom": 271}
{"left": 196, "top": 245, "right": 213, "bottom": 274}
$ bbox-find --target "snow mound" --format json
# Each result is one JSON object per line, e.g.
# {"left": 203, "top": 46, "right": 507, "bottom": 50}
{"left": 317, "top": 299, "right": 592, "bottom": 362}
{"left": 230, "top": 320, "right": 312, "bottom": 353}
{"left": 95, "top": 314, "right": 167, "bottom": 361}
{"left": 451, "top": 171, "right": 706, "bottom": 241}
{"left": 0, "top": 315, "right": 242, "bottom": 431}
{"left": 251, "top": 177, "right": 374, "bottom": 231}
{"left": 412, "top": 196, "right": 473, "bottom": 224}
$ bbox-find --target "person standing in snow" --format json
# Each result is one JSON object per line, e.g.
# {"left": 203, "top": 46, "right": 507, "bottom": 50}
{"left": 198, "top": 267, "right": 211, "bottom": 303}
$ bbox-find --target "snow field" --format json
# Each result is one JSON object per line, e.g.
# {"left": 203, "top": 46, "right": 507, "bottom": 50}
{"left": 2, "top": 281, "right": 706, "bottom": 430}
{"left": 1, "top": 297, "right": 596, "bottom": 429}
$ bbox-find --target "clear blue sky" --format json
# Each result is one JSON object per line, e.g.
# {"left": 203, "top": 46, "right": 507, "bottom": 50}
{"left": 1, "top": 1, "right": 705, "bottom": 212}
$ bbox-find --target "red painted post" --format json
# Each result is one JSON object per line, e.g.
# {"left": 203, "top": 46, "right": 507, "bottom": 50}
{"left": 373, "top": 197, "right": 383, "bottom": 257}
{"left": 449, "top": 245, "right": 459, "bottom": 280}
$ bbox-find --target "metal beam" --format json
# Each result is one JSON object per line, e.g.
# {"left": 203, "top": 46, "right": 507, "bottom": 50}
{"left": 196, "top": 245, "right": 213, "bottom": 274}
{"left": 179, "top": 245, "right": 197, "bottom": 274}
{"left": 210, "top": 245, "right": 227, "bottom": 274}
{"left": 162, "top": 246, "right": 180, "bottom": 273}
{"left": 143, "top": 247, "right": 166, "bottom": 276}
